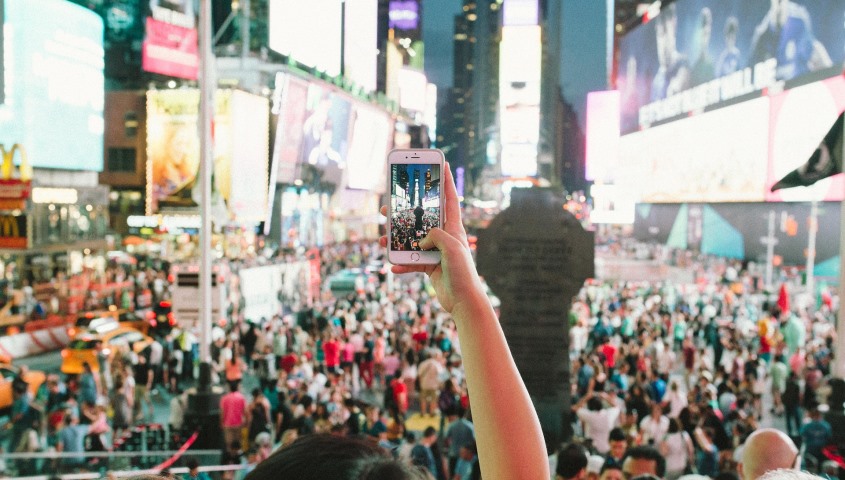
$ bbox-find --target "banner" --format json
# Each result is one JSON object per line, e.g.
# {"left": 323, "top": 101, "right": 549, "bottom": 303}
{"left": 618, "top": 0, "right": 845, "bottom": 134}
{"left": 142, "top": 17, "right": 198, "bottom": 80}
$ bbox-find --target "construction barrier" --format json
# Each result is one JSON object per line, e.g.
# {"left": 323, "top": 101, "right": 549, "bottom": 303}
{"left": 0, "top": 323, "right": 70, "bottom": 359}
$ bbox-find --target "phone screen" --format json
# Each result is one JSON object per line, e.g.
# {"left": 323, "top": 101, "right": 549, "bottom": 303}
{"left": 389, "top": 163, "right": 441, "bottom": 252}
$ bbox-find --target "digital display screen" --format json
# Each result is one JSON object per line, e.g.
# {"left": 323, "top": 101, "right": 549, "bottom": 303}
{"left": 618, "top": 0, "right": 845, "bottom": 135}
{"left": 0, "top": 0, "right": 104, "bottom": 171}
{"left": 389, "top": 163, "right": 440, "bottom": 251}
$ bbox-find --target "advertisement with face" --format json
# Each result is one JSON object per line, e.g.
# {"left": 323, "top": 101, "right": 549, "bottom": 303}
{"left": 146, "top": 89, "right": 202, "bottom": 211}
{"left": 298, "top": 85, "right": 352, "bottom": 187}
{"left": 619, "top": 0, "right": 845, "bottom": 134}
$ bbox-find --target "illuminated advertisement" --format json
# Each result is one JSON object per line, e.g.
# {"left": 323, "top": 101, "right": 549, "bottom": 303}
{"left": 0, "top": 0, "right": 5, "bottom": 105}
{"left": 148, "top": 0, "right": 195, "bottom": 28}
{"left": 272, "top": 74, "right": 309, "bottom": 184}
{"left": 585, "top": 90, "right": 620, "bottom": 182}
{"left": 499, "top": 25, "right": 541, "bottom": 177}
{"left": 346, "top": 104, "right": 392, "bottom": 192}
{"left": 142, "top": 17, "right": 198, "bottom": 80}
{"left": 215, "top": 90, "right": 270, "bottom": 224}
{"left": 344, "top": 0, "right": 378, "bottom": 93}
{"left": 147, "top": 89, "right": 201, "bottom": 211}
{"left": 388, "top": 0, "right": 420, "bottom": 31}
{"left": 503, "top": 0, "right": 539, "bottom": 26}
{"left": 269, "top": 0, "right": 342, "bottom": 77}
{"left": 616, "top": 97, "right": 770, "bottom": 203}
{"left": 296, "top": 83, "right": 352, "bottom": 187}
{"left": 398, "top": 68, "right": 427, "bottom": 112}
{"left": 619, "top": 0, "right": 845, "bottom": 134}
{"left": 146, "top": 89, "right": 270, "bottom": 221}
{"left": 0, "top": 0, "right": 104, "bottom": 172}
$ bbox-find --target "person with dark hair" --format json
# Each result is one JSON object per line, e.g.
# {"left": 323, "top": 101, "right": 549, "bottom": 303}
{"left": 245, "top": 163, "right": 549, "bottom": 479}
{"left": 573, "top": 392, "right": 621, "bottom": 455}
{"left": 556, "top": 442, "right": 589, "bottom": 480}
{"left": 453, "top": 440, "right": 477, "bottom": 480}
{"left": 605, "top": 427, "right": 628, "bottom": 468}
{"left": 622, "top": 445, "right": 667, "bottom": 479}
{"left": 220, "top": 381, "right": 249, "bottom": 451}
{"left": 182, "top": 457, "right": 211, "bottom": 480}
{"left": 248, "top": 434, "right": 430, "bottom": 480}
{"left": 410, "top": 426, "right": 439, "bottom": 475}
{"left": 600, "top": 464, "right": 624, "bottom": 480}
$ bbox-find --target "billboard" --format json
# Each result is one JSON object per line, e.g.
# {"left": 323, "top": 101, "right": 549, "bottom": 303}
{"left": 346, "top": 104, "right": 392, "bottom": 192}
{"left": 272, "top": 74, "right": 309, "bottom": 184}
{"left": 215, "top": 90, "right": 270, "bottom": 224}
{"left": 398, "top": 68, "right": 427, "bottom": 112}
{"left": 146, "top": 89, "right": 270, "bottom": 221}
{"left": 585, "top": 90, "right": 620, "bottom": 182}
{"left": 618, "top": 0, "right": 845, "bottom": 135}
{"left": 142, "top": 16, "right": 198, "bottom": 80}
{"left": 388, "top": 0, "right": 420, "bottom": 31}
{"left": 344, "top": 0, "right": 378, "bottom": 93}
{"left": 269, "top": 0, "right": 342, "bottom": 77}
{"left": 0, "top": 0, "right": 4, "bottom": 106}
{"left": 298, "top": 83, "right": 352, "bottom": 186}
{"left": 499, "top": 25, "right": 541, "bottom": 177}
{"left": 0, "top": 0, "right": 104, "bottom": 172}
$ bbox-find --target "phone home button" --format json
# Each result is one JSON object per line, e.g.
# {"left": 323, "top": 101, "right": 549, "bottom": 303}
{"left": 411, "top": 252, "right": 421, "bottom": 262}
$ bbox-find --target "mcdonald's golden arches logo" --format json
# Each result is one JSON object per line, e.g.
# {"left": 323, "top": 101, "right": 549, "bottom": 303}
{"left": 0, "top": 144, "right": 32, "bottom": 181}
{"left": 0, "top": 214, "right": 27, "bottom": 249}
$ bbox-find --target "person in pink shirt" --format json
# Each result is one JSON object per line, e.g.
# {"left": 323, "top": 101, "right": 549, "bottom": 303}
{"left": 220, "top": 382, "right": 250, "bottom": 450}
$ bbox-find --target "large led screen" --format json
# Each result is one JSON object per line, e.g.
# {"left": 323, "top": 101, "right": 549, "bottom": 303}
{"left": 272, "top": 74, "right": 309, "bottom": 184}
{"left": 269, "top": 0, "right": 342, "bottom": 77}
{"left": 0, "top": 0, "right": 104, "bottom": 171}
{"left": 298, "top": 83, "right": 352, "bottom": 186}
{"left": 346, "top": 104, "right": 392, "bottom": 192}
{"left": 499, "top": 25, "right": 541, "bottom": 177}
{"left": 615, "top": 96, "right": 770, "bottom": 203}
{"left": 618, "top": 0, "right": 845, "bottom": 135}
{"left": 344, "top": 0, "right": 378, "bottom": 93}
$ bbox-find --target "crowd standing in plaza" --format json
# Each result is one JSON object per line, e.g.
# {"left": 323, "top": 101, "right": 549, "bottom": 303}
{"left": 3, "top": 229, "right": 845, "bottom": 479}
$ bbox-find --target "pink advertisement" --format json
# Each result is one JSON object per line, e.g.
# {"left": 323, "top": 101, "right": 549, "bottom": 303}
{"left": 142, "top": 17, "right": 198, "bottom": 80}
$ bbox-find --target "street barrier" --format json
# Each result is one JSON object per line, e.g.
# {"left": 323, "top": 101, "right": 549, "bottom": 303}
{"left": 0, "top": 323, "right": 70, "bottom": 359}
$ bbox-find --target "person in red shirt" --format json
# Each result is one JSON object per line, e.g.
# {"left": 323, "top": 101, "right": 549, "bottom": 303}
{"left": 391, "top": 373, "right": 409, "bottom": 415}
{"left": 322, "top": 334, "right": 341, "bottom": 373}
{"left": 600, "top": 337, "right": 617, "bottom": 370}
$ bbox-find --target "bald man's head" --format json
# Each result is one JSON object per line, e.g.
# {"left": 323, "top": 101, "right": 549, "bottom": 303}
{"left": 738, "top": 429, "right": 799, "bottom": 480}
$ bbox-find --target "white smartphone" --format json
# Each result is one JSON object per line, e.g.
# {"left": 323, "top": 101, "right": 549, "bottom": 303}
{"left": 387, "top": 148, "right": 445, "bottom": 265}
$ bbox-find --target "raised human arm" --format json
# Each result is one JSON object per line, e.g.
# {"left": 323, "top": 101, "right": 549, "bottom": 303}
{"left": 382, "top": 163, "right": 548, "bottom": 480}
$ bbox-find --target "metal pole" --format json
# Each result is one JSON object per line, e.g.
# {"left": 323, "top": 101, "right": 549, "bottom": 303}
{"left": 240, "top": 0, "right": 250, "bottom": 66}
{"left": 806, "top": 200, "right": 817, "bottom": 312}
{"left": 198, "top": 0, "right": 215, "bottom": 368}
{"left": 764, "top": 210, "right": 777, "bottom": 290}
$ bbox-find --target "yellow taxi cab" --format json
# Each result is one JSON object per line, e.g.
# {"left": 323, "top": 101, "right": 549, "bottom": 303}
{"left": 0, "top": 363, "right": 46, "bottom": 413}
{"left": 60, "top": 326, "right": 154, "bottom": 375}
{"left": 69, "top": 307, "right": 149, "bottom": 337}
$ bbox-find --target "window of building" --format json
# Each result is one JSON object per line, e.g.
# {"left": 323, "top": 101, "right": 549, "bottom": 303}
{"left": 107, "top": 148, "right": 137, "bottom": 173}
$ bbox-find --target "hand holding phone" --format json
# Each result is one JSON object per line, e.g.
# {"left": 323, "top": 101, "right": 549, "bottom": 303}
{"left": 386, "top": 149, "right": 445, "bottom": 265}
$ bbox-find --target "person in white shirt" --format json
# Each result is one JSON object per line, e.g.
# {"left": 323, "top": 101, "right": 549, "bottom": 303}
{"left": 639, "top": 403, "right": 670, "bottom": 446}
{"left": 572, "top": 392, "right": 621, "bottom": 455}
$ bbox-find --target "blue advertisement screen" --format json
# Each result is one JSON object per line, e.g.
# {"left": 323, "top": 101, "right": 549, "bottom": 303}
{"left": 618, "top": 0, "right": 845, "bottom": 135}
{"left": 0, "top": 0, "right": 105, "bottom": 171}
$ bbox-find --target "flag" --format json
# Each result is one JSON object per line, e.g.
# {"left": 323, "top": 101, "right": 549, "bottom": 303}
{"left": 777, "top": 283, "right": 790, "bottom": 314}
{"left": 771, "top": 112, "right": 844, "bottom": 192}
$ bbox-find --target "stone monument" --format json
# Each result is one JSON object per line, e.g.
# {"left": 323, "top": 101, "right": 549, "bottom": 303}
{"left": 476, "top": 187, "right": 594, "bottom": 448}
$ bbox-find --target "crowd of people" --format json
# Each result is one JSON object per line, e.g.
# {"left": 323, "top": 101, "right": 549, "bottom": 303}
{"left": 561, "top": 239, "right": 843, "bottom": 480}
{"left": 390, "top": 206, "right": 441, "bottom": 251}
{"left": 4, "top": 207, "right": 845, "bottom": 480}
